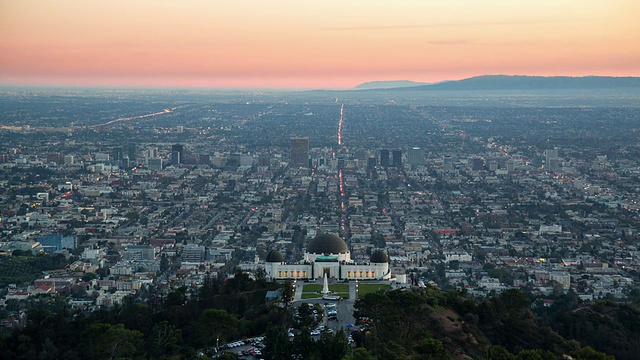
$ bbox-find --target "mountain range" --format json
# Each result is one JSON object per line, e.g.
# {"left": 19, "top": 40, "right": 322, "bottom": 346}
{"left": 354, "top": 75, "right": 640, "bottom": 91}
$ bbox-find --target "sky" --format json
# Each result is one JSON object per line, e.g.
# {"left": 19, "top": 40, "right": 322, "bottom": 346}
{"left": 1, "top": 0, "right": 639, "bottom": 89}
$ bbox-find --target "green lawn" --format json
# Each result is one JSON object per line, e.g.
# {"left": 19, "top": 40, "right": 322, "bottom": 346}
{"left": 357, "top": 283, "right": 391, "bottom": 298}
{"left": 302, "top": 283, "right": 350, "bottom": 300}
{"left": 303, "top": 284, "right": 322, "bottom": 293}
{"left": 329, "top": 284, "right": 349, "bottom": 293}
{"left": 302, "top": 284, "right": 349, "bottom": 293}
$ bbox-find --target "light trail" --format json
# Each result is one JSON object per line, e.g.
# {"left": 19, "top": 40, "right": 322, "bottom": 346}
{"left": 87, "top": 106, "right": 180, "bottom": 129}
{"left": 338, "top": 104, "right": 344, "bottom": 146}
{"left": 337, "top": 104, "right": 348, "bottom": 237}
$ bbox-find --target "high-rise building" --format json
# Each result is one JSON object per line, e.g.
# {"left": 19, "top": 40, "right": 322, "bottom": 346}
{"left": 148, "top": 158, "right": 163, "bottom": 171}
{"left": 407, "top": 147, "right": 424, "bottom": 166}
{"left": 47, "top": 152, "right": 64, "bottom": 164}
{"left": 442, "top": 155, "right": 453, "bottom": 170}
{"left": 380, "top": 149, "right": 390, "bottom": 167}
{"left": 392, "top": 150, "right": 402, "bottom": 168}
{"left": 63, "top": 154, "right": 74, "bottom": 165}
{"left": 200, "top": 154, "right": 211, "bottom": 165}
{"left": 290, "top": 137, "right": 309, "bottom": 167}
{"left": 546, "top": 148, "right": 559, "bottom": 171}
{"left": 111, "top": 147, "right": 124, "bottom": 162}
{"left": 471, "top": 157, "right": 485, "bottom": 171}
{"left": 126, "top": 143, "right": 137, "bottom": 162}
{"left": 171, "top": 144, "right": 184, "bottom": 165}
{"left": 367, "top": 157, "right": 377, "bottom": 169}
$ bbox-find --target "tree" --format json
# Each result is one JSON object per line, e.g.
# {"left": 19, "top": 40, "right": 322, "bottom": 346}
{"left": 345, "top": 347, "right": 376, "bottom": 360}
{"left": 414, "top": 338, "right": 451, "bottom": 360}
{"left": 569, "top": 347, "right": 614, "bottom": 360}
{"left": 199, "top": 309, "right": 238, "bottom": 348}
{"left": 282, "top": 280, "right": 294, "bottom": 309}
{"left": 293, "top": 327, "right": 315, "bottom": 359}
{"left": 516, "top": 349, "right": 556, "bottom": 360}
{"left": 149, "top": 321, "right": 182, "bottom": 357}
{"left": 81, "top": 323, "right": 142, "bottom": 360}
{"left": 484, "top": 346, "right": 516, "bottom": 360}
{"left": 316, "top": 329, "right": 349, "bottom": 360}
{"left": 82, "top": 272, "right": 97, "bottom": 282}
{"left": 264, "top": 324, "right": 292, "bottom": 360}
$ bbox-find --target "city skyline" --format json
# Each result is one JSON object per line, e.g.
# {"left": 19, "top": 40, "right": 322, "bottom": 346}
{"left": 1, "top": 0, "right": 639, "bottom": 89}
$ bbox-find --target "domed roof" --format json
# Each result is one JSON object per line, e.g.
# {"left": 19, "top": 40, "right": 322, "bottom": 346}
{"left": 306, "top": 233, "right": 348, "bottom": 254}
{"left": 370, "top": 249, "right": 389, "bottom": 263}
{"left": 265, "top": 249, "right": 284, "bottom": 263}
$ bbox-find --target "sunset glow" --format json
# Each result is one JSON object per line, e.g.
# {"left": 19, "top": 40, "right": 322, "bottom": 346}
{"left": 1, "top": 0, "right": 639, "bottom": 88}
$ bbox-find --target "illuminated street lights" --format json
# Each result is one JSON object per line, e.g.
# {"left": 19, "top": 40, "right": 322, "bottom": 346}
{"left": 355, "top": 280, "right": 358, "bottom": 299}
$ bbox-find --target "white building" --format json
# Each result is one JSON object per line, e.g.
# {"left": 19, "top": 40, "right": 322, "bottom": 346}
{"left": 264, "top": 233, "right": 390, "bottom": 281}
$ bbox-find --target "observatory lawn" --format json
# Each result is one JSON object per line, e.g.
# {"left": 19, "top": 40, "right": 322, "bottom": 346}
{"left": 301, "top": 283, "right": 350, "bottom": 299}
{"left": 357, "top": 283, "right": 391, "bottom": 298}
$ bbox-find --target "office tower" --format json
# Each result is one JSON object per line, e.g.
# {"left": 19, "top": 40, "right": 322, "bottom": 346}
{"left": 63, "top": 154, "right": 74, "bottom": 165}
{"left": 442, "top": 155, "right": 453, "bottom": 170}
{"left": 47, "top": 152, "right": 64, "bottom": 164}
{"left": 95, "top": 153, "right": 109, "bottom": 162}
{"left": 148, "top": 158, "right": 163, "bottom": 171}
{"left": 471, "top": 157, "right": 485, "bottom": 171}
{"left": 407, "top": 147, "right": 425, "bottom": 166}
{"left": 258, "top": 155, "right": 270, "bottom": 167}
{"left": 147, "top": 147, "right": 159, "bottom": 159}
{"left": 126, "top": 143, "right": 137, "bottom": 162}
{"left": 122, "top": 156, "right": 130, "bottom": 169}
{"left": 0, "top": 153, "right": 8, "bottom": 163}
{"left": 546, "top": 148, "right": 559, "bottom": 171}
{"left": 290, "top": 136, "right": 309, "bottom": 167}
{"left": 380, "top": 149, "right": 390, "bottom": 167}
{"left": 111, "top": 147, "right": 123, "bottom": 162}
{"left": 367, "top": 157, "right": 377, "bottom": 169}
{"left": 171, "top": 144, "right": 184, "bottom": 165}
{"left": 392, "top": 150, "right": 402, "bottom": 168}
{"left": 200, "top": 154, "right": 211, "bottom": 165}
{"left": 507, "top": 160, "right": 516, "bottom": 173}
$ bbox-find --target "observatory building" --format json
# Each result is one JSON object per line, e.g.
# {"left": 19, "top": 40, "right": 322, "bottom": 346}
{"left": 264, "top": 233, "right": 390, "bottom": 281}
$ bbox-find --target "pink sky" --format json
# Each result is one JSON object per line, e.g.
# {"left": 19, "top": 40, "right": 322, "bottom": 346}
{"left": 1, "top": 0, "right": 639, "bottom": 89}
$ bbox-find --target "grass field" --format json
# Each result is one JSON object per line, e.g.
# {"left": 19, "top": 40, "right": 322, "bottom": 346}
{"left": 357, "top": 283, "right": 391, "bottom": 298}
{"left": 301, "top": 283, "right": 350, "bottom": 300}
{"left": 302, "top": 284, "right": 349, "bottom": 293}
{"left": 303, "top": 284, "right": 322, "bottom": 292}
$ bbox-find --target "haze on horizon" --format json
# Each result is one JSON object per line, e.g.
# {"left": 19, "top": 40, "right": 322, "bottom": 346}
{"left": 1, "top": 0, "right": 639, "bottom": 89}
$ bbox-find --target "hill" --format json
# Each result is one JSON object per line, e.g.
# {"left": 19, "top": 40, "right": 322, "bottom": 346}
{"left": 386, "top": 75, "right": 640, "bottom": 91}
{"left": 354, "top": 80, "right": 429, "bottom": 90}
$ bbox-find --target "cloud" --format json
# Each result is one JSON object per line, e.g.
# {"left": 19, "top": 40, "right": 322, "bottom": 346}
{"left": 323, "top": 19, "right": 565, "bottom": 31}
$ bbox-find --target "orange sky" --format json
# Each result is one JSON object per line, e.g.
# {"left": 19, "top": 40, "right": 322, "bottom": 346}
{"left": 1, "top": 0, "right": 639, "bottom": 89}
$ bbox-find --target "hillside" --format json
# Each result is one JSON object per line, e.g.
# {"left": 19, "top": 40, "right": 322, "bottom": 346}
{"left": 385, "top": 75, "right": 640, "bottom": 92}
{"left": 354, "top": 80, "right": 430, "bottom": 90}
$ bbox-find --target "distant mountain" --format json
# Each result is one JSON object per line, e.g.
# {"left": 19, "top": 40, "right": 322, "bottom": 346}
{"left": 387, "top": 75, "right": 640, "bottom": 91}
{"left": 354, "top": 80, "right": 429, "bottom": 90}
